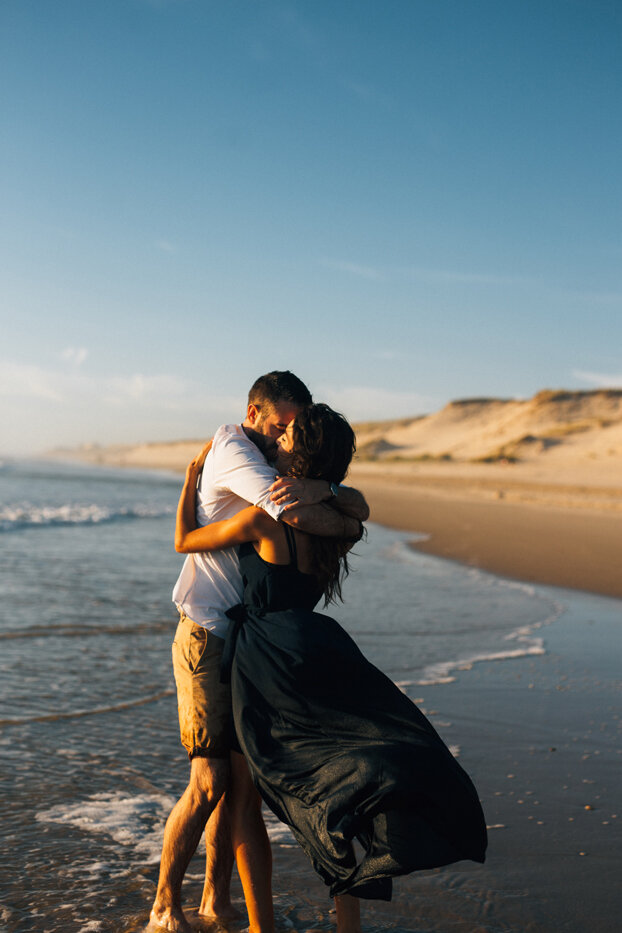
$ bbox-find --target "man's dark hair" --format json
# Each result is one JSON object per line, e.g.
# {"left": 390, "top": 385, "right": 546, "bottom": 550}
{"left": 248, "top": 371, "right": 312, "bottom": 411}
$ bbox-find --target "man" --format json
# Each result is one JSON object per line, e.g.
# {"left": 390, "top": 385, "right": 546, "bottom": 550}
{"left": 149, "top": 372, "right": 369, "bottom": 933}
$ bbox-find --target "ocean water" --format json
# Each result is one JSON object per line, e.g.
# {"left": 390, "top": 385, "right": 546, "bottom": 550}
{"left": 0, "top": 460, "right": 566, "bottom": 932}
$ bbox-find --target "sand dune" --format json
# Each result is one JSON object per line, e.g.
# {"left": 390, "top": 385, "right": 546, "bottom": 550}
{"left": 355, "top": 388, "right": 622, "bottom": 471}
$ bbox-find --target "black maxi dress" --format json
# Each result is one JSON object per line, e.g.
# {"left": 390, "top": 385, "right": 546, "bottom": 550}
{"left": 222, "top": 527, "right": 487, "bottom": 900}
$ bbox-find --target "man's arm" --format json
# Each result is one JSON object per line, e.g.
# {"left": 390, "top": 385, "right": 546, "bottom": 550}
{"left": 269, "top": 476, "right": 370, "bottom": 522}
{"left": 283, "top": 502, "right": 364, "bottom": 539}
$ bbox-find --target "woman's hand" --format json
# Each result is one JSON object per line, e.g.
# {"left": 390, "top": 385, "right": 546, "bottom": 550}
{"left": 186, "top": 440, "right": 212, "bottom": 479}
{"left": 269, "top": 476, "right": 330, "bottom": 510}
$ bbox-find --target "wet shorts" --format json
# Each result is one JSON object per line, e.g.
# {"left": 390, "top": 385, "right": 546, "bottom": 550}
{"left": 172, "top": 613, "right": 233, "bottom": 759}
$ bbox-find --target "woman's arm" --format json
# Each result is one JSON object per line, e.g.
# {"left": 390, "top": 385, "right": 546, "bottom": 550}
{"left": 175, "top": 445, "right": 269, "bottom": 553}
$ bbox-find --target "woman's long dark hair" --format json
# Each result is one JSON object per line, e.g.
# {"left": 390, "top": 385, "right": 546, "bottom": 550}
{"left": 289, "top": 403, "right": 360, "bottom": 603}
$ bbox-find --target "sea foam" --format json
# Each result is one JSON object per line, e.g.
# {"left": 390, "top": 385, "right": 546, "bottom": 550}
{"left": 0, "top": 501, "right": 174, "bottom": 532}
{"left": 36, "top": 790, "right": 295, "bottom": 867}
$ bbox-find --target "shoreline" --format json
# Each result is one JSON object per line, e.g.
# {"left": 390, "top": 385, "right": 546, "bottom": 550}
{"left": 39, "top": 451, "right": 622, "bottom": 600}
{"left": 349, "top": 465, "right": 622, "bottom": 600}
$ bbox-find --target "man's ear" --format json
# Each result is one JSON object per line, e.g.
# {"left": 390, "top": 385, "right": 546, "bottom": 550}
{"left": 246, "top": 403, "right": 260, "bottom": 426}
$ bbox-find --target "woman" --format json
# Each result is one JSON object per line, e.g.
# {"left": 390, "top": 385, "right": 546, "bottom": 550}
{"left": 176, "top": 404, "right": 487, "bottom": 932}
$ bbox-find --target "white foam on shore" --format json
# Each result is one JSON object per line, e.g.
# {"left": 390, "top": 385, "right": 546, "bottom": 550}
{"left": 36, "top": 791, "right": 177, "bottom": 864}
{"left": 409, "top": 556, "right": 566, "bottom": 686}
{"left": 417, "top": 638, "right": 546, "bottom": 685}
{"left": 37, "top": 790, "right": 296, "bottom": 862}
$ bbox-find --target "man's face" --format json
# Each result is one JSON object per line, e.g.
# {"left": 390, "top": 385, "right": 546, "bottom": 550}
{"left": 247, "top": 401, "right": 301, "bottom": 458}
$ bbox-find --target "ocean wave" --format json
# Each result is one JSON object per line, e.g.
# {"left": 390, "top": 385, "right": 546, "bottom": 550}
{"left": 0, "top": 502, "right": 174, "bottom": 532}
{"left": 0, "top": 620, "right": 174, "bottom": 640}
{"left": 0, "top": 689, "right": 175, "bottom": 727}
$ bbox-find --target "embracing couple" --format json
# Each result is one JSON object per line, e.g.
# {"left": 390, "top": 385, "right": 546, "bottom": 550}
{"left": 149, "top": 371, "right": 487, "bottom": 933}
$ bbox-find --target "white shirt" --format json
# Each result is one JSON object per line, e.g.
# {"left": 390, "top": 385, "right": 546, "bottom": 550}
{"left": 172, "top": 423, "right": 283, "bottom": 637}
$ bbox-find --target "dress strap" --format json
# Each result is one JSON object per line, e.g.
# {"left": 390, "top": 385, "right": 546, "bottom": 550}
{"left": 283, "top": 523, "right": 298, "bottom": 567}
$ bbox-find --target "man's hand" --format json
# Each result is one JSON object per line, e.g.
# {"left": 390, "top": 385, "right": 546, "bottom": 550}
{"left": 269, "top": 476, "right": 330, "bottom": 509}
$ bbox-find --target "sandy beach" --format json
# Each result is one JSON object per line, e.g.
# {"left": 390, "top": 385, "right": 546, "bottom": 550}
{"left": 349, "top": 461, "right": 622, "bottom": 600}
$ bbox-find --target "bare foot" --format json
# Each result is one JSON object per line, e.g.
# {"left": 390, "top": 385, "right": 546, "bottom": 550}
{"left": 147, "top": 904, "right": 194, "bottom": 933}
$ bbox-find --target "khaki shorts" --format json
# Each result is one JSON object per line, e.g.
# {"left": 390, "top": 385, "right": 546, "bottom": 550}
{"left": 172, "top": 613, "right": 233, "bottom": 759}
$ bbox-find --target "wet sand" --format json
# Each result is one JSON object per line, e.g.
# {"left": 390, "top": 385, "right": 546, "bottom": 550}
{"left": 350, "top": 464, "right": 622, "bottom": 599}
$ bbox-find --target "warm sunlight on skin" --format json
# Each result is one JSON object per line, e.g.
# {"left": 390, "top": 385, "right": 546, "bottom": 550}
{"left": 245, "top": 402, "right": 300, "bottom": 460}
{"left": 277, "top": 421, "right": 295, "bottom": 452}
{"left": 255, "top": 405, "right": 299, "bottom": 441}
{"left": 275, "top": 421, "right": 295, "bottom": 474}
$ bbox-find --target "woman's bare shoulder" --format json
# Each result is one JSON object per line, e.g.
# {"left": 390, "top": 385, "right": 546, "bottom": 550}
{"left": 247, "top": 506, "right": 280, "bottom": 536}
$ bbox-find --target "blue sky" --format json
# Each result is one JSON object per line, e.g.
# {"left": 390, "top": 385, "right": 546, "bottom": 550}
{"left": 1, "top": 0, "right": 621, "bottom": 455}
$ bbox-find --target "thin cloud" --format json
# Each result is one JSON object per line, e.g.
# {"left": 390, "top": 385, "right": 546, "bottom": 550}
{"left": 373, "top": 350, "right": 403, "bottom": 361}
{"left": 61, "top": 347, "right": 89, "bottom": 366}
{"left": 315, "top": 384, "right": 437, "bottom": 422}
{"left": 561, "top": 290, "right": 622, "bottom": 304}
{"left": 404, "top": 267, "right": 526, "bottom": 287}
{"left": 573, "top": 370, "right": 622, "bottom": 389}
{"left": 0, "top": 362, "right": 64, "bottom": 401}
{"left": 323, "top": 260, "right": 384, "bottom": 281}
{"left": 156, "top": 239, "right": 178, "bottom": 254}
{"left": 323, "top": 261, "right": 526, "bottom": 287}
{"left": 0, "top": 360, "right": 242, "bottom": 415}
{"left": 102, "top": 373, "right": 196, "bottom": 408}
{"left": 0, "top": 358, "right": 246, "bottom": 454}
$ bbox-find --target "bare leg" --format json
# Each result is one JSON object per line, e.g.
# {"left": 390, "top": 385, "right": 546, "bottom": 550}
{"left": 334, "top": 894, "right": 362, "bottom": 933}
{"left": 198, "top": 795, "right": 241, "bottom": 920}
{"left": 228, "top": 751, "right": 274, "bottom": 933}
{"left": 149, "top": 756, "right": 228, "bottom": 933}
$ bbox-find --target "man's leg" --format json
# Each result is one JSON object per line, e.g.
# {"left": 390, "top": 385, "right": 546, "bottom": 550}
{"left": 151, "top": 615, "right": 234, "bottom": 931}
{"left": 227, "top": 750, "right": 274, "bottom": 933}
{"left": 198, "top": 795, "right": 241, "bottom": 920}
{"left": 149, "top": 756, "right": 228, "bottom": 933}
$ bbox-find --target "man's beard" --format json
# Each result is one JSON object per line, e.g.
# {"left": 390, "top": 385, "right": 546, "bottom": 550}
{"left": 253, "top": 425, "right": 278, "bottom": 461}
